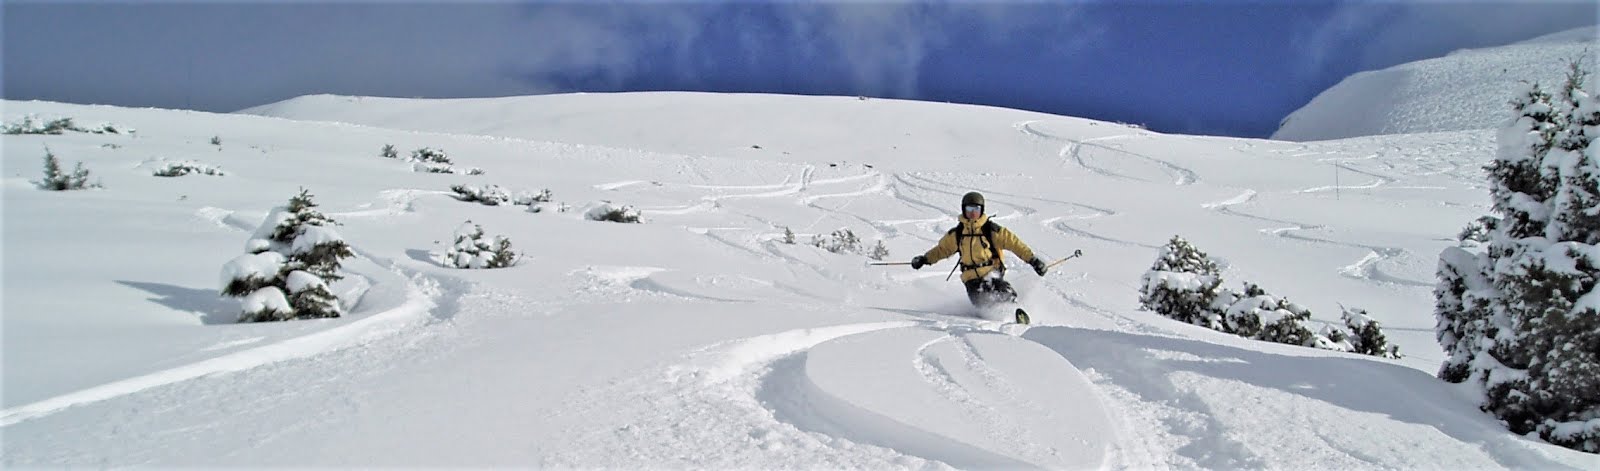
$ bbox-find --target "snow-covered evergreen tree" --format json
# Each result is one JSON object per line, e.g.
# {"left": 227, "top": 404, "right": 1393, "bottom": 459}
{"left": 441, "top": 221, "right": 518, "bottom": 269}
{"left": 868, "top": 239, "right": 891, "bottom": 261}
{"left": 1435, "top": 62, "right": 1600, "bottom": 453}
{"left": 1342, "top": 306, "right": 1400, "bottom": 359}
{"left": 221, "top": 189, "right": 353, "bottom": 322}
{"left": 1139, "top": 236, "right": 1225, "bottom": 329}
{"left": 1220, "top": 282, "right": 1317, "bottom": 347}
{"left": 35, "top": 148, "right": 98, "bottom": 191}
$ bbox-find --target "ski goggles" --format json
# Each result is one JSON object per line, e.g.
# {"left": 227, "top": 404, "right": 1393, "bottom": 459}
{"left": 963, "top": 204, "right": 982, "bottom": 214}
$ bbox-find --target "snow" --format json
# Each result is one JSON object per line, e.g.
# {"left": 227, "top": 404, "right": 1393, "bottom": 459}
{"left": 7, "top": 49, "right": 1600, "bottom": 466}
{"left": 284, "top": 270, "right": 325, "bottom": 293}
{"left": 218, "top": 251, "right": 285, "bottom": 290}
{"left": 290, "top": 224, "right": 343, "bottom": 255}
{"left": 240, "top": 286, "right": 290, "bottom": 318}
{"left": 1274, "top": 26, "right": 1597, "bottom": 141}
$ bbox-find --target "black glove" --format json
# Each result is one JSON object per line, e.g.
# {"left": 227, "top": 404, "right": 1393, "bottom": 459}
{"left": 1029, "top": 257, "right": 1048, "bottom": 276}
{"left": 911, "top": 255, "right": 927, "bottom": 270}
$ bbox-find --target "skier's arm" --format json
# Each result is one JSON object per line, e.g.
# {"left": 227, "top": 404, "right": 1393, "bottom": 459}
{"left": 923, "top": 231, "right": 958, "bottom": 263}
{"left": 995, "top": 227, "right": 1038, "bottom": 262}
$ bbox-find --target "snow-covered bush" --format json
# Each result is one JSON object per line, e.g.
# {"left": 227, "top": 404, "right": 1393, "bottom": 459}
{"left": 782, "top": 226, "right": 796, "bottom": 244}
{"left": 1342, "top": 306, "right": 1400, "bottom": 359}
{"left": 450, "top": 184, "right": 552, "bottom": 207}
{"left": 151, "top": 160, "right": 226, "bottom": 177}
{"left": 411, "top": 147, "right": 451, "bottom": 165}
{"left": 440, "top": 221, "right": 518, "bottom": 269}
{"left": 812, "top": 228, "right": 862, "bottom": 255}
{"left": 585, "top": 202, "right": 642, "bottom": 223}
{"left": 3, "top": 115, "right": 130, "bottom": 135}
{"left": 1139, "top": 236, "right": 1225, "bottom": 329}
{"left": 1142, "top": 236, "right": 1396, "bottom": 356}
{"left": 34, "top": 149, "right": 99, "bottom": 190}
{"left": 210, "top": 136, "right": 222, "bottom": 146}
{"left": 450, "top": 184, "right": 513, "bottom": 206}
{"left": 380, "top": 144, "right": 398, "bottom": 159}
{"left": 805, "top": 228, "right": 890, "bottom": 260}
{"left": 868, "top": 240, "right": 891, "bottom": 261}
{"left": 220, "top": 189, "right": 353, "bottom": 322}
{"left": 1434, "top": 61, "right": 1600, "bottom": 453}
{"left": 405, "top": 147, "right": 481, "bottom": 175}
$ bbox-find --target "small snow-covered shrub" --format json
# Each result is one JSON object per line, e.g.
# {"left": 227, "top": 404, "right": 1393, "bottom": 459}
{"left": 1139, "top": 236, "right": 1225, "bottom": 329}
{"left": 403, "top": 147, "right": 480, "bottom": 174}
{"left": 451, "top": 184, "right": 513, "bottom": 205}
{"left": 869, "top": 240, "right": 891, "bottom": 261}
{"left": 220, "top": 189, "right": 354, "bottom": 322}
{"left": 812, "top": 228, "right": 861, "bottom": 255}
{"left": 441, "top": 221, "right": 519, "bottom": 269}
{"left": 210, "top": 136, "right": 222, "bottom": 146}
{"left": 380, "top": 144, "right": 398, "bottom": 159}
{"left": 451, "top": 185, "right": 553, "bottom": 207}
{"left": 411, "top": 147, "right": 451, "bottom": 164}
{"left": 412, "top": 161, "right": 456, "bottom": 174}
{"left": 782, "top": 226, "right": 796, "bottom": 244}
{"left": 3, "top": 115, "right": 129, "bottom": 135}
{"left": 34, "top": 149, "right": 99, "bottom": 190}
{"left": 152, "top": 160, "right": 226, "bottom": 177}
{"left": 807, "top": 228, "right": 890, "bottom": 260}
{"left": 585, "top": 202, "right": 642, "bottom": 223}
{"left": 1214, "top": 282, "right": 1318, "bottom": 347}
{"left": 1342, "top": 306, "right": 1399, "bottom": 358}
{"left": 1140, "top": 235, "right": 1396, "bottom": 356}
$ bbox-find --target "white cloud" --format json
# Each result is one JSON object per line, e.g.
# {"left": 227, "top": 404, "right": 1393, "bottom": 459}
{"left": 1298, "top": 0, "right": 1596, "bottom": 78}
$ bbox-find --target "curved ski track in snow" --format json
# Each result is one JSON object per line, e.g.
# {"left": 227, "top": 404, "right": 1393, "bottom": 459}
{"left": 665, "top": 321, "right": 1114, "bottom": 469}
{"left": 0, "top": 263, "right": 462, "bottom": 427}
{"left": 1020, "top": 120, "right": 1198, "bottom": 185}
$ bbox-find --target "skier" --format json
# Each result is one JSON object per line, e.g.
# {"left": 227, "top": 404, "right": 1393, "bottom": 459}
{"left": 909, "top": 191, "right": 1048, "bottom": 323}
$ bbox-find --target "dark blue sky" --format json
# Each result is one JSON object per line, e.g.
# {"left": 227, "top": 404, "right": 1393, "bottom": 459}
{"left": 4, "top": 1, "right": 1595, "bottom": 137}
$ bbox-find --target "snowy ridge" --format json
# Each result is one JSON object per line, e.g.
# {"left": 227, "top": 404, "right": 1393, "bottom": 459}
{"left": 4, "top": 92, "right": 1599, "bottom": 467}
{"left": 1274, "top": 26, "right": 1597, "bottom": 141}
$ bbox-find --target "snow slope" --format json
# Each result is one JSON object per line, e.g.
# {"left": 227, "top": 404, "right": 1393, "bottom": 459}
{"left": 4, "top": 93, "right": 1598, "bottom": 468}
{"left": 1274, "top": 26, "right": 1598, "bottom": 141}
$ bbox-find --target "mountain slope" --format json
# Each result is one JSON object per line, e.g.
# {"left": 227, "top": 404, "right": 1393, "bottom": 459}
{"left": 4, "top": 94, "right": 1597, "bottom": 468}
{"left": 1274, "top": 26, "right": 1597, "bottom": 141}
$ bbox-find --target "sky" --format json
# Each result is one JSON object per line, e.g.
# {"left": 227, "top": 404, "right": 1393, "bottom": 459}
{"left": 3, "top": 0, "right": 1596, "bottom": 138}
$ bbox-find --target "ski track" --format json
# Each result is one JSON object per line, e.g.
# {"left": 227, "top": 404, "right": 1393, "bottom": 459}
{"left": 328, "top": 189, "right": 436, "bottom": 218}
{"left": 0, "top": 260, "right": 463, "bottom": 427}
{"left": 1020, "top": 121, "right": 1198, "bottom": 185}
{"left": 1201, "top": 189, "right": 1258, "bottom": 209}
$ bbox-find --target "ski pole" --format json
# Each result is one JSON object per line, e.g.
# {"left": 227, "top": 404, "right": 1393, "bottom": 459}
{"left": 1046, "top": 249, "right": 1084, "bottom": 270}
{"left": 867, "top": 261, "right": 914, "bottom": 266}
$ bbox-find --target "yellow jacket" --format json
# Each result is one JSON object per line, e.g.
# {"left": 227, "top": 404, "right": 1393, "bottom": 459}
{"left": 922, "top": 214, "right": 1037, "bottom": 282}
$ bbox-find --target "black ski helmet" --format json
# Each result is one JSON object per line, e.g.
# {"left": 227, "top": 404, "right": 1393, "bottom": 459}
{"left": 961, "top": 191, "right": 985, "bottom": 213}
